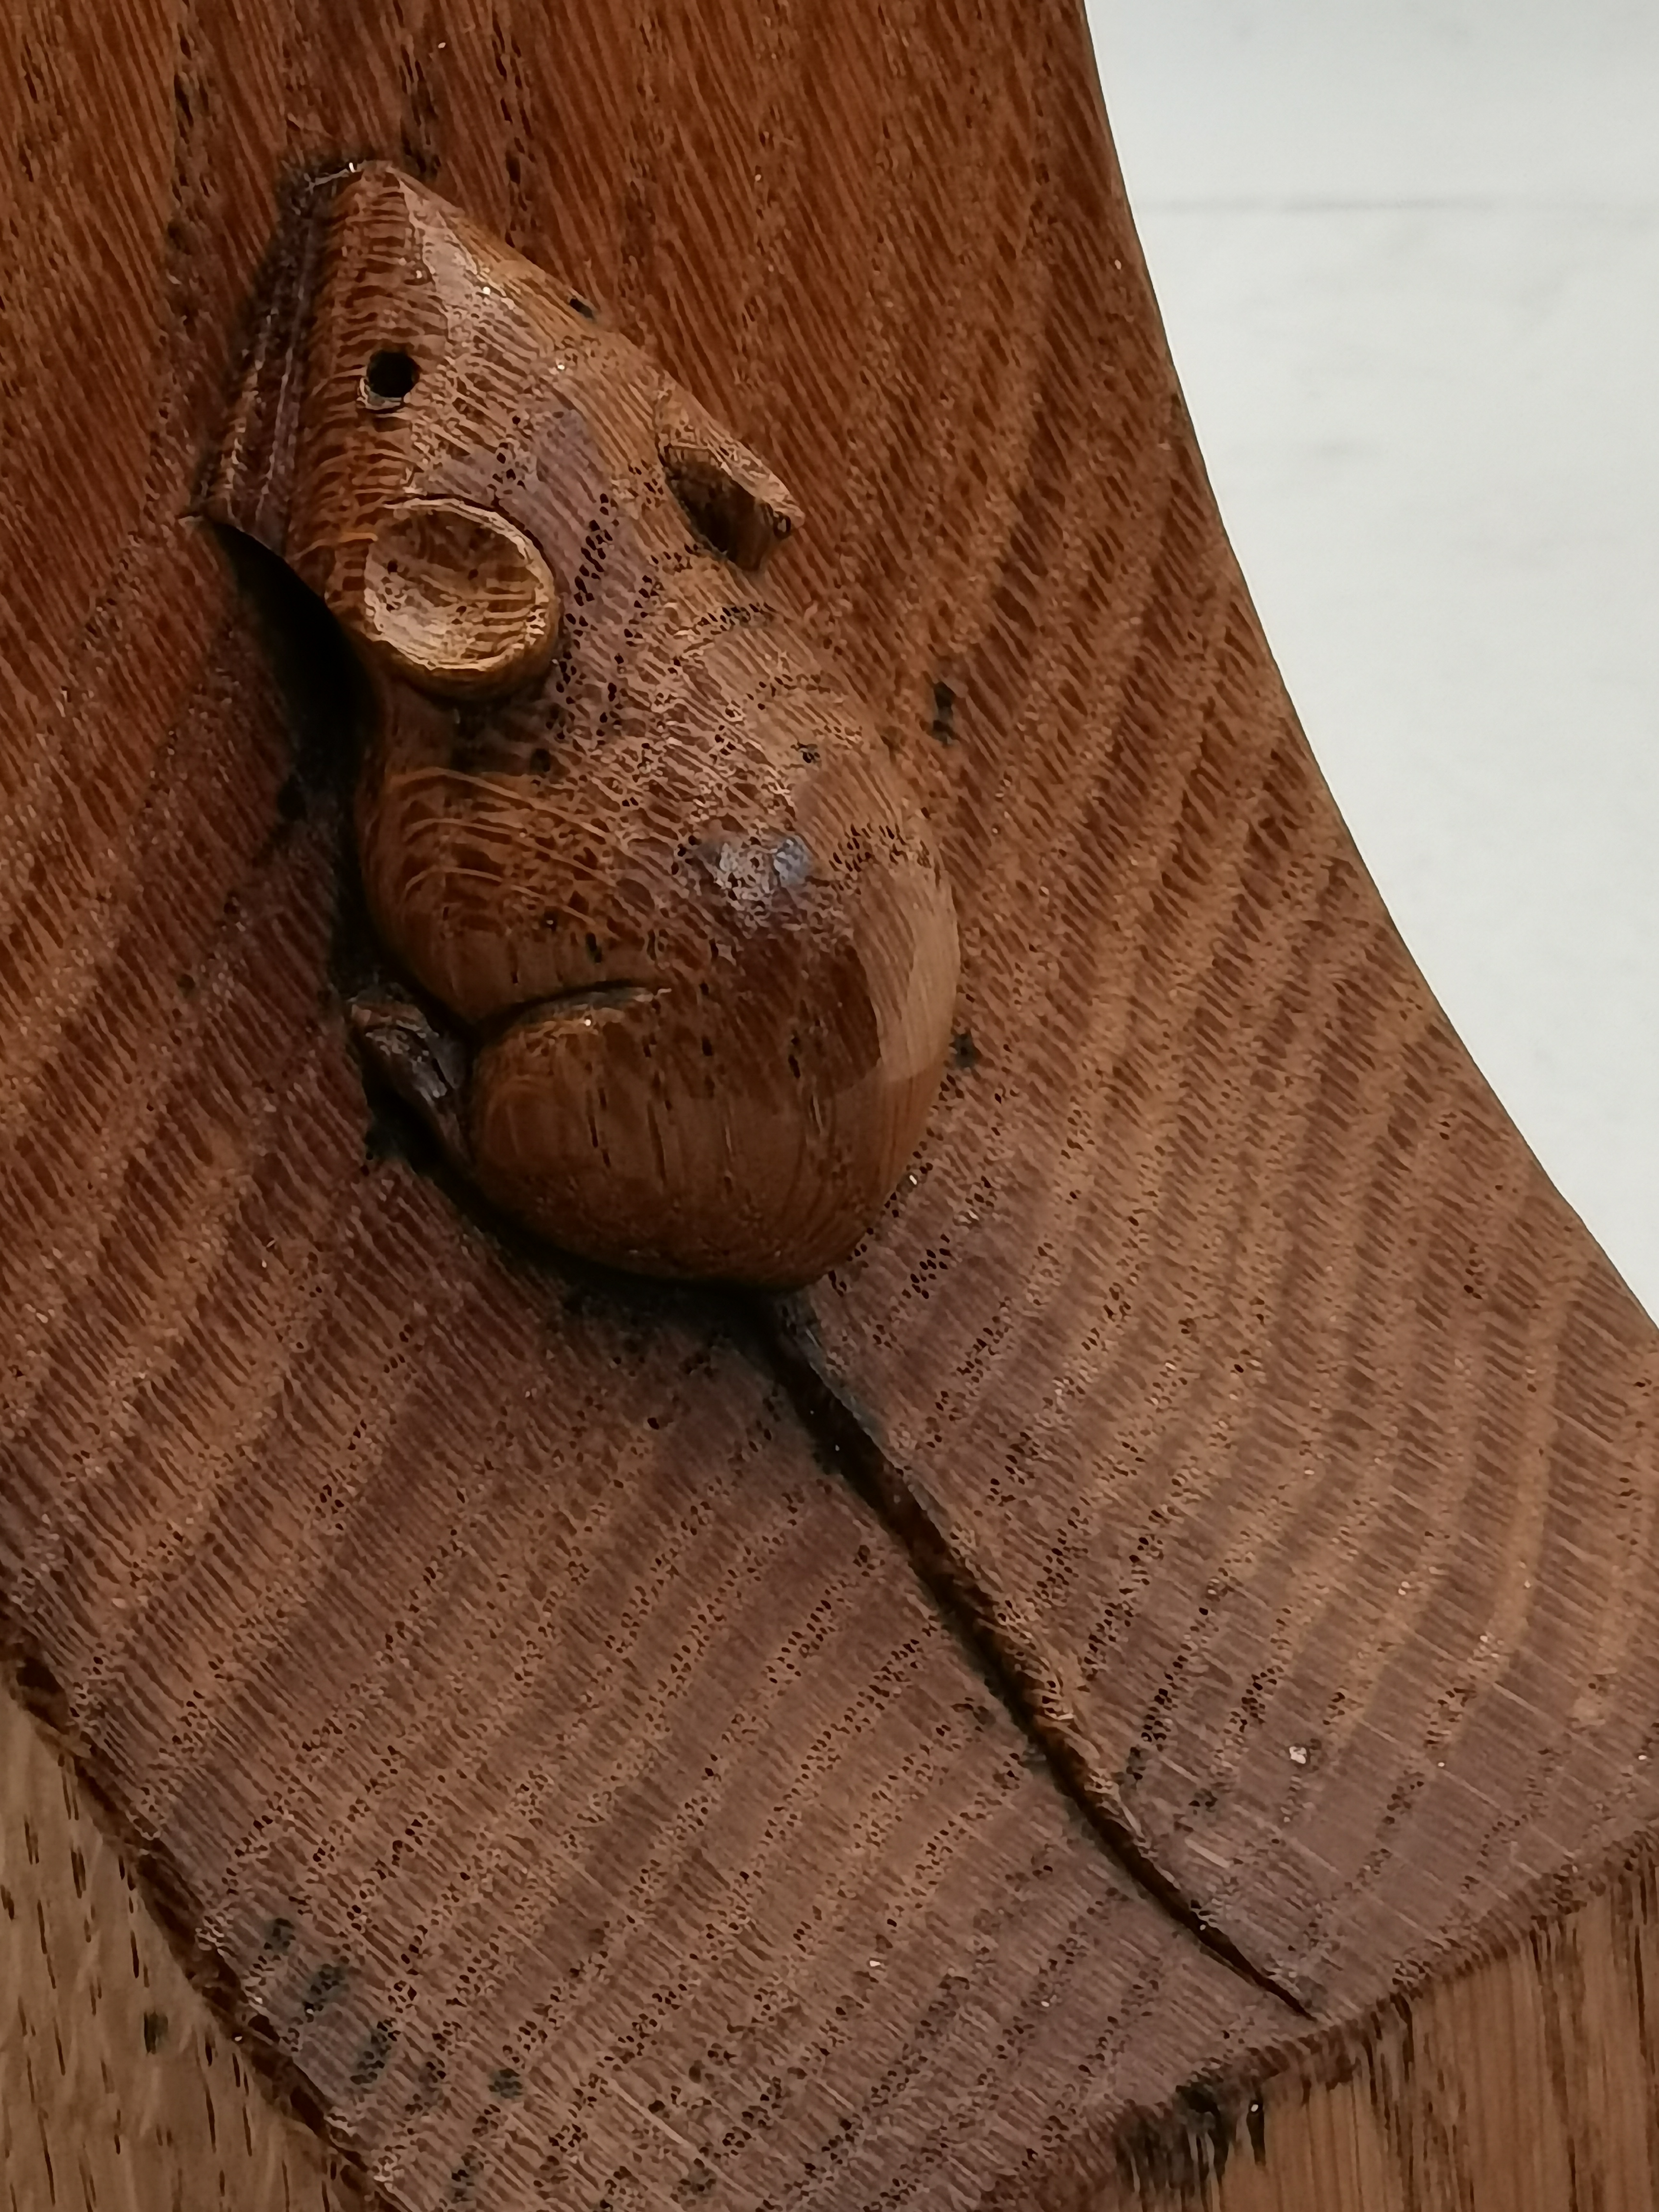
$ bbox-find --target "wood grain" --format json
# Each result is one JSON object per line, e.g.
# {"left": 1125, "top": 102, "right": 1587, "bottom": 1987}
{"left": 13, "top": 1648, "right": 1659, "bottom": 2212}
{"left": 0, "top": 1684, "right": 363, "bottom": 2212}
{"left": 5, "top": 0, "right": 1659, "bottom": 2207}
{"left": 790, "top": 0, "right": 1659, "bottom": 2063}
{"left": 1087, "top": 1840, "right": 1659, "bottom": 2212}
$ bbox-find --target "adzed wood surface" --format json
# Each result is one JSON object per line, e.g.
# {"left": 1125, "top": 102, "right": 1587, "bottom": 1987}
{"left": 5, "top": 0, "right": 1659, "bottom": 2208}
{"left": 13, "top": 1654, "right": 1659, "bottom": 2212}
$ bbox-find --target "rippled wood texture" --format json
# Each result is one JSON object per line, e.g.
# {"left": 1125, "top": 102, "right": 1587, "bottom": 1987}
{"left": 5, "top": 0, "right": 1659, "bottom": 2208}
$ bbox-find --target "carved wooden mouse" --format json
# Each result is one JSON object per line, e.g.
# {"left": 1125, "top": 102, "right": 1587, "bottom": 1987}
{"left": 209, "top": 163, "right": 959, "bottom": 1287}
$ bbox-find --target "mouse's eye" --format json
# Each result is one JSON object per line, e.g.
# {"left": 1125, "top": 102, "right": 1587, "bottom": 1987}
{"left": 361, "top": 349, "right": 420, "bottom": 411}
{"left": 358, "top": 497, "right": 561, "bottom": 699}
{"left": 656, "top": 390, "right": 803, "bottom": 574}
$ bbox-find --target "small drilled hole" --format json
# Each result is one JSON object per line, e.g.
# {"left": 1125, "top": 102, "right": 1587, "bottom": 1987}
{"left": 568, "top": 292, "right": 598, "bottom": 320}
{"left": 364, "top": 349, "right": 419, "bottom": 403}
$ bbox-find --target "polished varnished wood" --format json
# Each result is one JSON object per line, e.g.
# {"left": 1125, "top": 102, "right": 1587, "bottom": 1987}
{"left": 208, "top": 162, "right": 959, "bottom": 1287}
{"left": 6, "top": 0, "right": 1659, "bottom": 2208}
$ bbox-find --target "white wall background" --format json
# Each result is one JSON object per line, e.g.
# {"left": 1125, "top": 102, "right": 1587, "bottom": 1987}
{"left": 1084, "top": 0, "right": 1659, "bottom": 1317}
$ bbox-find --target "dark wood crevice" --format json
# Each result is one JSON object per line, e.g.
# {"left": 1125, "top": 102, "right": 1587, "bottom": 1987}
{"left": 758, "top": 1293, "right": 1313, "bottom": 2019}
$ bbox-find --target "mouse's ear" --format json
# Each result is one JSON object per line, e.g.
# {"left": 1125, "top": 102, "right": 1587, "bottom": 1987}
{"left": 655, "top": 388, "right": 805, "bottom": 574}
{"left": 354, "top": 496, "right": 562, "bottom": 700}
